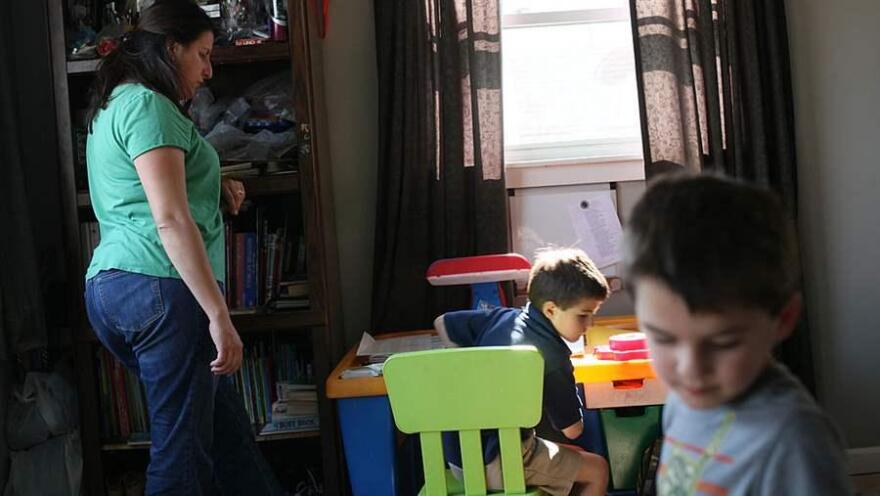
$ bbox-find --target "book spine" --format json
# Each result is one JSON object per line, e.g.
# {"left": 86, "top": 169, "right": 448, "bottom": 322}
{"left": 264, "top": 351, "right": 274, "bottom": 422}
{"left": 244, "top": 232, "right": 257, "bottom": 308}
{"left": 112, "top": 359, "right": 131, "bottom": 439}
{"left": 95, "top": 349, "right": 111, "bottom": 438}
{"left": 241, "top": 351, "right": 254, "bottom": 424}
{"left": 225, "top": 223, "right": 233, "bottom": 307}
{"left": 235, "top": 233, "right": 246, "bottom": 309}
{"left": 263, "top": 415, "right": 319, "bottom": 433}
{"left": 265, "top": 233, "right": 276, "bottom": 302}
{"left": 104, "top": 350, "right": 119, "bottom": 437}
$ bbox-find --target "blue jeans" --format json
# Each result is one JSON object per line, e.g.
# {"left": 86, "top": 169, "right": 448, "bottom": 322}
{"left": 85, "top": 270, "right": 283, "bottom": 495}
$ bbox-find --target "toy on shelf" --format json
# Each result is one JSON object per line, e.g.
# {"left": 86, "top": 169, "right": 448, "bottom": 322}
{"left": 426, "top": 253, "right": 531, "bottom": 310}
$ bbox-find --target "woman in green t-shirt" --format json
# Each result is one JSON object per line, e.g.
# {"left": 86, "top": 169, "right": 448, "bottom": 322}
{"left": 83, "top": 2, "right": 281, "bottom": 494}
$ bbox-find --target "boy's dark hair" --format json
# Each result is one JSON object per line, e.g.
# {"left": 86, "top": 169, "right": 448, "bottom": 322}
{"left": 85, "top": 0, "right": 215, "bottom": 130}
{"left": 528, "top": 248, "right": 609, "bottom": 310}
{"left": 624, "top": 173, "right": 799, "bottom": 315}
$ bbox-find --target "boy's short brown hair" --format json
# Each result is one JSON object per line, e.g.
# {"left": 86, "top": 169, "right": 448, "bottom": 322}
{"left": 624, "top": 173, "right": 800, "bottom": 315}
{"left": 528, "top": 248, "right": 609, "bottom": 310}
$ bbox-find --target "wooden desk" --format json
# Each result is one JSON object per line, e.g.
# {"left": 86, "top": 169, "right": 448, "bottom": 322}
{"left": 326, "top": 317, "right": 654, "bottom": 496}
{"left": 326, "top": 330, "right": 434, "bottom": 399}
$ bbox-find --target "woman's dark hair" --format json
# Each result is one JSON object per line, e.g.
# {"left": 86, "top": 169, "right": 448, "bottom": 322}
{"left": 85, "top": 0, "right": 214, "bottom": 130}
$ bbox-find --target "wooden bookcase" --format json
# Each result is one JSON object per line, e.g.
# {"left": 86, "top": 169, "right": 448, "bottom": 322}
{"left": 46, "top": 1, "right": 346, "bottom": 494}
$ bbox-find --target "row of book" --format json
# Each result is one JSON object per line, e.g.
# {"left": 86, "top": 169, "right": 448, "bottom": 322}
{"left": 230, "top": 339, "right": 317, "bottom": 431}
{"left": 224, "top": 201, "right": 310, "bottom": 313}
{"left": 95, "top": 348, "right": 149, "bottom": 441}
{"left": 95, "top": 339, "right": 318, "bottom": 443}
{"left": 78, "top": 201, "right": 311, "bottom": 314}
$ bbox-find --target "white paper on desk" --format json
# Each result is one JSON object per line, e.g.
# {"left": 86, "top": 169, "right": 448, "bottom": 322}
{"left": 356, "top": 332, "right": 446, "bottom": 362}
{"left": 567, "top": 191, "right": 623, "bottom": 268}
{"left": 340, "top": 363, "right": 385, "bottom": 379}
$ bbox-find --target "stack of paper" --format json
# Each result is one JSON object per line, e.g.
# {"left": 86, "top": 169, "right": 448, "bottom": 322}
{"left": 355, "top": 332, "right": 447, "bottom": 364}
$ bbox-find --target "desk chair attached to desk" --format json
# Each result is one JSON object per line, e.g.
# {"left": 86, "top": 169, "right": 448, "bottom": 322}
{"left": 326, "top": 318, "right": 664, "bottom": 495}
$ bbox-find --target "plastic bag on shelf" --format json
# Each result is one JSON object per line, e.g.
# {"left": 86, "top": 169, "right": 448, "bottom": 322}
{"left": 205, "top": 122, "right": 251, "bottom": 158}
{"left": 206, "top": 122, "right": 296, "bottom": 161}
{"left": 242, "top": 71, "right": 296, "bottom": 123}
{"left": 200, "top": 71, "right": 298, "bottom": 160}
{"left": 240, "top": 129, "right": 296, "bottom": 160}
{"left": 223, "top": 97, "right": 252, "bottom": 127}
{"left": 190, "top": 87, "right": 225, "bottom": 134}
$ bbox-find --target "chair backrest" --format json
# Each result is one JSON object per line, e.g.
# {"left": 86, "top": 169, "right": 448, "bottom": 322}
{"left": 384, "top": 347, "right": 544, "bottom": 495}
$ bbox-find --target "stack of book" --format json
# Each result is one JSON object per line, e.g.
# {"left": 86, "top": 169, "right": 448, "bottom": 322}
{"left": 259, "top": 383, "right": 319, "bottom": 435}
{"left": 225, "top": 202, "right": 309, "bottom": 314}
{"left": 268, "top": 279, "right": 309, "bottom": 311}
{"left": 220, "top": 162, "right": 261, "bottom": 178}
{"left": 231, "top": 339, "right": 317, "bottom": 432}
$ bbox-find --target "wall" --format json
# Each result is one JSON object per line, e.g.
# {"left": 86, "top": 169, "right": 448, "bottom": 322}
{"left": 786, "top": 0, "right": 880, "bottom": 448}
{"left": 320, "top": 1, "right": 379, "bottom": 348}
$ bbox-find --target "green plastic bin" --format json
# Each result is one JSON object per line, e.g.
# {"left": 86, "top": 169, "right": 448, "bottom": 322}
{"left": 600, "top": 405, "right": 662, "bottom": 490}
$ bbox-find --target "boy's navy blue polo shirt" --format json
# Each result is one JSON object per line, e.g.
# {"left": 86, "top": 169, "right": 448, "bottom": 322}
{"left": 441, "top": 303, "right": 583, "bottom": 466}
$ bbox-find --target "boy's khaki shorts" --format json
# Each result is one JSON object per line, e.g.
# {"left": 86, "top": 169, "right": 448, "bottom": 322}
{"left": 451, "top": 434, "right": 584, "bottom": 496}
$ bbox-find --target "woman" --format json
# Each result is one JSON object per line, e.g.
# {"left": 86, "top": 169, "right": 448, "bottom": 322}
{"left": 83, "top": 1, "right": 282, "bottom": 494}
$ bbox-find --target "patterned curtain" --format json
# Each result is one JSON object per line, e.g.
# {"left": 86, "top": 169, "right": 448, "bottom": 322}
{"left": 633, "top": 0, "right": 812, "bottom": 390}
{"left": 371, "top": 0, "right": 508, "bottom": 333}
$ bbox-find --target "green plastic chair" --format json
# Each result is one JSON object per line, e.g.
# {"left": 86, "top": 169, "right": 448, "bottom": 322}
{"left": 384, "top": 346, "right": 545, "bottom": 496}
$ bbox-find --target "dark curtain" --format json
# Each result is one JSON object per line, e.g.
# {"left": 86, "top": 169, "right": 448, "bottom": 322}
{"left": 1, "top": 0, "right": 68, "bottom": 486}
{"left": 372, "top": 0, "right": 508, "bottom": 333}
{"left": 632, "top": 0, "right": 813, "bottom": 390}
{"left": 0, "top": 4, "right": 52, "bottom": 359}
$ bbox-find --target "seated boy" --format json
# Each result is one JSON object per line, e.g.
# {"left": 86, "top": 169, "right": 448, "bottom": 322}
{"left": 434, "top": 248, "right": 610, "bottom": 496}
{"left": 624, "top": 173, "right": 852, "bottom": 495}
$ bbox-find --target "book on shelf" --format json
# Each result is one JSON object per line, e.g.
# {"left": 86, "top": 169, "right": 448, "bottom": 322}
{"left": 95, "top": 348, "right": 149, "bottom": 442}
{"left": 267, "top": 298, "right": 309, "bottom": 311}
{"left": 127, "top": 432, "right": 151, "bottom": 447}
{"left": 258, "top": 415, "right": 319, "bottom": 436}
{"left": 95, "top": 338, "right": 315, "bottom": 444}
{"left": 277, "top": 280, "right": 309, "bottom": 298}
{"left": 276, "top": 382, "right": 316, "bottom": 400}
{"left": 225, "top": 201, "right": 308, "bottom": 313}
{"left": 230, "top": 338, "right": 315, "bottom": 429}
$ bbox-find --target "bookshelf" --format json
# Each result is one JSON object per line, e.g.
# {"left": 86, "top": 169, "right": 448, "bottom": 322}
{"left": 66, "top": 40, "right": 292, "bottom": 74}
{"left": 47, "top": 1, "right": 345, "bottom": 494}
{"left": 100, "top": 430, "right": 321, "bottom": 452}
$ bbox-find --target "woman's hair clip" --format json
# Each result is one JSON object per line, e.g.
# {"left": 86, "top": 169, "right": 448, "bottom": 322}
{"left": 98, "top": 31, "right": 134, "bottom": 57}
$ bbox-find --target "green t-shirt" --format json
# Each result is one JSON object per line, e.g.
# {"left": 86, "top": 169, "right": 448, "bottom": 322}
{"left": 85, "top": 83, "right": 225, "bottom": 283}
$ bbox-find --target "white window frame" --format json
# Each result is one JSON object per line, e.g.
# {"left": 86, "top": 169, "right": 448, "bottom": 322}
{"left": 502, "top": 6, "right": 646, "bottom": 189}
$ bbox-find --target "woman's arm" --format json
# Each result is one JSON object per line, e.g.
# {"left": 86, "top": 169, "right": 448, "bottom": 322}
{"left": 135, "top": 147, "right": 242, "bottom": 375}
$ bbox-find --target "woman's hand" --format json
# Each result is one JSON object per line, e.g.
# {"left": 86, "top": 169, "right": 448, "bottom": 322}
{"left": 209, "top": 316, "right": 243, "bottom": 375}
{"left": 221, "top": 177, "right": 246, "bottom": 215}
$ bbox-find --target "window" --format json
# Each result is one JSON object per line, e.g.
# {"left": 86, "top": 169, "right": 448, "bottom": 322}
{"left": 502, "top": 0, "right": 645, "bottom": 188}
